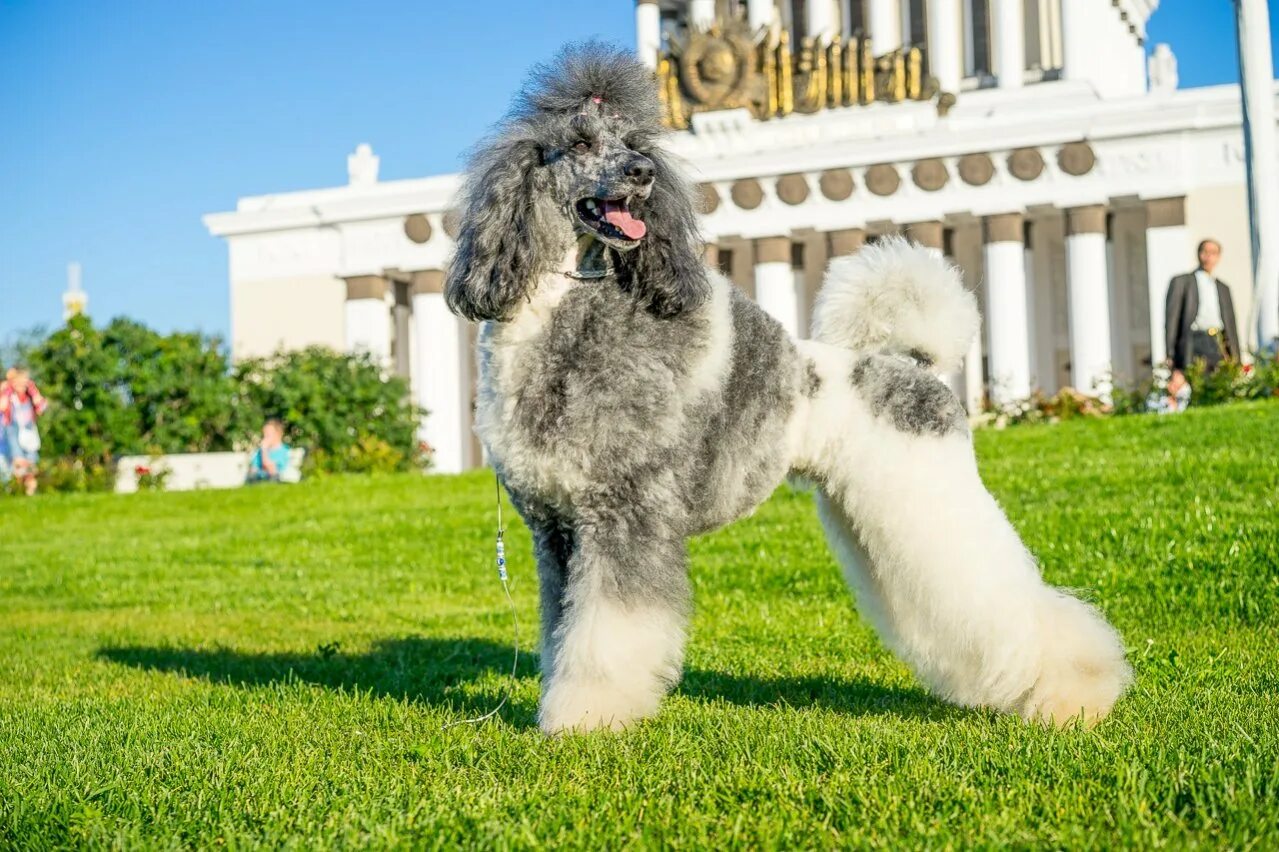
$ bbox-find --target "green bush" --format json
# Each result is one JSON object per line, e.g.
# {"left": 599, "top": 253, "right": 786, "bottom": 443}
{"left": 23, "top": 317, "right": 142, "bottom": 463}
{"left": 982, "top": 351, "right": 1279, "bottom": 428}
{"left": 9, "top": 318, "right": 426, "bottom": 491}
{"left": 1184, "top": 352, "right": 1279, "bottom": 406}
{"left": 36, "top": 457, "right": 117, "bottom": 494}
{"left": 232, "top": 347, "right": 424, "bottom": 474}
{"left": 101, "top": 318, "right": 247, "bottom": 453}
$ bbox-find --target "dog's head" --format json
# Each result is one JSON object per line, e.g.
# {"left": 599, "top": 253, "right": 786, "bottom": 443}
{"left": 446, "top": 42, "right": 710, "bottom": 322}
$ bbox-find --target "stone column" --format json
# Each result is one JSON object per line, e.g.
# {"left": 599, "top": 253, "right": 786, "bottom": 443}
{"left": 991, "top": 0, "right": 1025, "bottom": 90}
{"left": 806, "top": 0, "right": 837, "bottom": 42}
{"left": 1065, "top": 205, "right": 1113, "bottom": 395}
{"left": 906, "top": 220, "right": 944, "bottom": 253}
{"left": 747, "top": 0, "right": 774, "bottom": 32}
{"left": 704, "top": 242, "right": 720, "bottom": 269}
{"left": 1236, "top": 0, "right": 1279, "bottom": 347}
{"left": 690, "top": 0, "right": 716, "bottom": 30}
{"left": 392, "top": 281, "right": 413, "bottom": 380}
{"left": 1144, "top": 197, "right": 1189, "bottom": 369}
{"left": 411, "top": 270, "right": 472, "bottom": 474}
{"left": 1060, "top": 0, "right": 1091, "bottom": 84}
{"left": 868, "top": 0, "right": 902, "bottom": 55}
{"left": 911, "top": 220, "right": 963, "bottom": 393}
{"left": 828, "top": 228, "right": 866, "bottom": 258}
{"left": 754, "top": 236, "right": 800, "bottom": 338}
{"left": 982, "top": 213, "right": 1031, "bottom": 404}
{"left": 926, "top": 0, "right": 963, "bottom": 93}
{"left": 344, "top": 276, "right": 391, "bottom": 365}
{"left": 635, "top": 0, "right": 662, "bottom": 69}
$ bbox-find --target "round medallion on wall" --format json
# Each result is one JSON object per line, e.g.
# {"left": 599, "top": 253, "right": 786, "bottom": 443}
{"left": 957, "top": 153, "right": 995, "bottom": 186}
{"left": 730, "top": 178, "right": 764, "bottom": 210}
{"left": 698, "top": 183, "right": 721, "bottom": 214}
{"left": 775, "top": 173, "right": 810, "bottom": 206}
{"left": 819, "top": 168, "right": 854, "bottom": 201}
{"left": 1007, "top": 148, "right": 1046, "bottom": 181}
{"left": 403, "top": 214, "right": 433, "bottom": 244}
{"left": 864, "top": 164, "right": 901, "bottom": 197}
{"left": 442, "top": 210, "right": 461, "bottom": 239}
{"left": 1057, "top": 142, "right": 1097, "bottom": 176}
{"left": 911, "top": 159, "right": 949, "bottom": 192}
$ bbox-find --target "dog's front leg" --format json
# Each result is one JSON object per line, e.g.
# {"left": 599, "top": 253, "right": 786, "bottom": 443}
{"left": 526, "top": 518, "right": 574, "bottom": 675}
{"left": 538, "top": 513, "right": 689, "bottom": 735}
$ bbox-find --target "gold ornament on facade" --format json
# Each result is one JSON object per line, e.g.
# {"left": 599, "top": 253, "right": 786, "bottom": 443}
{"left": 864, "top": 164, "right": 901, "bottom": 197}
{"left": 1057, "top": 141, "right": 1097, "bottom": 176}
{"left": 698, "top": 183, "right": 721, "bottom": 214}
{"left": 958, "top": 153, "right": 995, "bottom": 186}
{"left": 730, "top": 178, "right": 764, "bottom": 210}
{"left": 775, "top": 173, "right": 810, "bottom": 205}
{"left": 403, "top": 213, "right": 433, "bottom": 244}
{"left": 1007, "top": 148, "right": 1046, "bottom": 181}
{"left": 819, "top": 168, "right": 855, "bottom": 201}
{"left": 442, "top": 210, "right": 461, "bottom": 239}
{"left": 911, "top": 159, "right": 949, "bottom": 192}
{"left": 656, "top": 10, "right": 940, "bottom": 129}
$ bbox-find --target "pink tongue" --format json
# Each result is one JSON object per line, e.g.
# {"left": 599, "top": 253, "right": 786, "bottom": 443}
{"left": 601, "top": 200, "right": 646, "bottom": 239}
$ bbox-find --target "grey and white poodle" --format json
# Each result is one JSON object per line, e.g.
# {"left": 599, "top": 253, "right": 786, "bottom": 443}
{"left": 445, "top": 44, "right": 1131, "bottom": 735}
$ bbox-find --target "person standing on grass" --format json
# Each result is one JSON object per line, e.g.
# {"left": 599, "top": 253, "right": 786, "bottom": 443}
{"left": 247, "top": 418, "right": 292, "bottom": 483}
{"left": 0, "top": 366, "right": 48, "bottom": 497}
{"left": 0, "top": 406, "right": 10, "bottom": 488}
{"left": 1165, "top": 239, "right": 1242, "bottom": 403}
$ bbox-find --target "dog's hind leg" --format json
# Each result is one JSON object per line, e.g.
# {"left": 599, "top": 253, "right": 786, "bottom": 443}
{"left": 536, "top": 504, "right": 689, "bottom": 735}
{"left": 798, "top": 363, "right": 1131, "bottom": 726}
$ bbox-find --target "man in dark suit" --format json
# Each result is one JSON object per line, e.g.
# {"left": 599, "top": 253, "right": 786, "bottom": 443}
{"left": 1166, "top": 239, "right": 1241, "bottom": 398}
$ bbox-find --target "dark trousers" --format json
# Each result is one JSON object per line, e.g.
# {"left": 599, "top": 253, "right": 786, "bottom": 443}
{"left": 1190, "top": 330, "right": 1226, "bottom": 372}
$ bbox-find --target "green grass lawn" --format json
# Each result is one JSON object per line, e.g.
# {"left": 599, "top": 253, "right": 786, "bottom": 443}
{"left": 2, "top": 402, "right": 1277, "bottom": 848}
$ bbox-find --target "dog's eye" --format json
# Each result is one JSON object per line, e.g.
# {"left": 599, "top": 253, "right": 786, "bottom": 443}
{"left": 571, "top": 140, "right": 592, "bottom": 154}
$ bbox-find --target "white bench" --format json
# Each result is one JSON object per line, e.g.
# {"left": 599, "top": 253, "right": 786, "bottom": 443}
{"left": 115, "top": 448, "right": 306, "bottom": 494}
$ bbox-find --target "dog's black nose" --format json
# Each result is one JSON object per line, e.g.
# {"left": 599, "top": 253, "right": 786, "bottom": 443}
{"left": 625, "top": 155, "right": 655, "bottom": 185}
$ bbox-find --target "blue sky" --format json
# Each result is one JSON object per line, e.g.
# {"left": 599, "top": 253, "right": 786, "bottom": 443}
{"left": 1, "top": 0, "right": 1275, "bottom": 347}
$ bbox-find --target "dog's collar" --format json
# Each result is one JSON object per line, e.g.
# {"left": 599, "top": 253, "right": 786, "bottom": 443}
{"left": 564, "top": 267, "right": 614, "bottom": 281}
{"left": 562, "top": 237, "right": 616, "bottom": 280}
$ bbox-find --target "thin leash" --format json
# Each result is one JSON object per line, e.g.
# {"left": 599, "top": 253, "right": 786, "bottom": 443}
{"left": 441, "top": 474, "right": 520, "bottom": 730}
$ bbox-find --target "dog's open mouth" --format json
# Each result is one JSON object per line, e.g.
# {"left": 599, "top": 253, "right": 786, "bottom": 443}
{"left": 575, "top": 197, "right": 647, "bottom": 243}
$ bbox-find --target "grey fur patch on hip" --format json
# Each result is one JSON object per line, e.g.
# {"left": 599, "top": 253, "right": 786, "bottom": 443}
{"left": 851, "top": 354, "right": 968, "bottom": 437}
{"left": 803, "top": 360, "right": 822, "bottom": 398}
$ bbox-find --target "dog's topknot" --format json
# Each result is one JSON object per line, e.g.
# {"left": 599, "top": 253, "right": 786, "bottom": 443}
{"left": 513, "top": 41, "right": 663, "bottom": 130}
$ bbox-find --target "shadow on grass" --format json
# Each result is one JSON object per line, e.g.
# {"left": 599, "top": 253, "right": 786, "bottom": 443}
{"left": 97, "top": 636, "right": 955, "bottom": 729}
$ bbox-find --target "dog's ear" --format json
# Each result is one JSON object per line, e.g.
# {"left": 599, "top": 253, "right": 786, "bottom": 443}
{"left": 445, "top": 138, "right": 549, "bottom": 322}
{"left": 617, "top": 148, "right": 710, "bottom": 318}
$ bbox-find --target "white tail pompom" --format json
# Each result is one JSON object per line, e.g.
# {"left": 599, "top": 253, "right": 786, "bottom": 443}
{"left": 810, "top": 236, "right": 979, "bottom": 373}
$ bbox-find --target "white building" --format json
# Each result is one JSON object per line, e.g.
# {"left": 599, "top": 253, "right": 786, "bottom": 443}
{"left": 205, "top": 0, "right": 1279, "bottom": 472}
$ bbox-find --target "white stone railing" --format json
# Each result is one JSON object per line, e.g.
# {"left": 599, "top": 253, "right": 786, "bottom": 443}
{"left": 115, "top": 449, "right": 305, "bottom": 494}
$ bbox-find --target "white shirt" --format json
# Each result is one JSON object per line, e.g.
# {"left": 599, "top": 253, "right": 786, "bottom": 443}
{"left": 1192, "top": 269, "right": 1224, "bottom": 331}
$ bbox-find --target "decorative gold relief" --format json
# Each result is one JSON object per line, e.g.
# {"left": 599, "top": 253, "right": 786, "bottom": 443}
{"left": 656, "top": 10, "right": 941, "bottom": 128}
{"left": 860, "top": 38, "right": 875, "bottom": 105}
{"left": 777, "top": 31, "right": 793, "bottom": 116}
{"left": 793, "top": 36, "right": 828, "bottom": 114}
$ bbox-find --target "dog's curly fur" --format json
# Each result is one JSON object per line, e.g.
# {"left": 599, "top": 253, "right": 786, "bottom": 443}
{"left": 447, "top": 43, "right": 1132, "bottom": 734}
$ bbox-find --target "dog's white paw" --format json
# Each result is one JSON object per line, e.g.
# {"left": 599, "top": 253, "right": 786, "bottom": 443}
{"left": 538, "top": 678, "right": 662, "bottom": 735}
{"left": 1016, "top": 592, "right": 1133, "bottom": 728}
